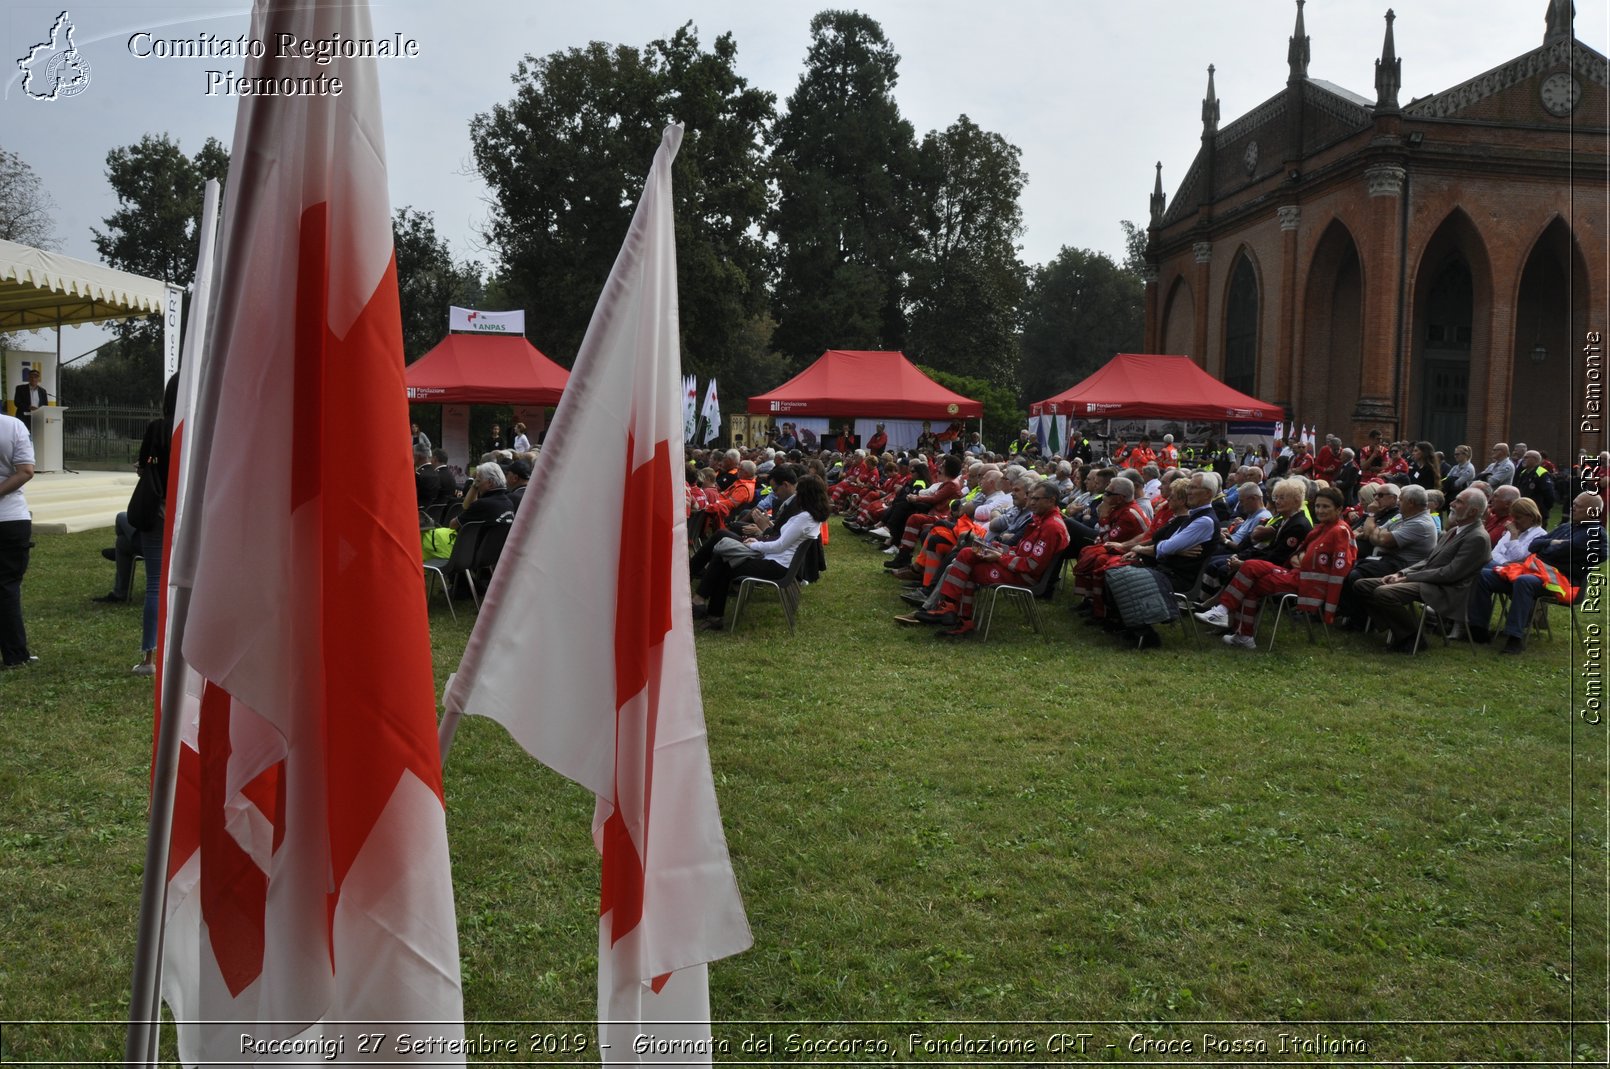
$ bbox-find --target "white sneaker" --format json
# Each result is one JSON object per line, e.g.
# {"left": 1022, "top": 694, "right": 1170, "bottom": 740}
{"left": 1221, "top": 633, "right": 1257, "bottom": 650}
{"left": 1194, "top": 604, "right": 1231, "bottom": 628}
{"left": 131, "top": 662, "right": 156, "bottom": 676}
{"left": 883, "top": 544, "right": 900, "bottom": 555}
{"left": 868, "top": 526, "right": 890, "bottom": 539}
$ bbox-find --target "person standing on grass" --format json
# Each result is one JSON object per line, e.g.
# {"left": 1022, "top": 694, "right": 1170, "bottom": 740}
{"left": 128, "top": 377, "right": 178, "bottom": 676}
{"left": 0, "top": 410, "right": 37, "bottom": 669}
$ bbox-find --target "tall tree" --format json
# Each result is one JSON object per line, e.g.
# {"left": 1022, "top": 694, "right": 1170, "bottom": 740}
{"left": 471, "top": 23, "right": 774, "bottom": 377}
{"left": 1119, "top": 219, "right": 1149, "bottom": 275}
{"left": 768, "top": 10, "right": 918, "bottom": 363}
{"left": 93, "top": 134, "right": 228, "bottom": 287}
{"left": 905, "top": 115, "right": 1027, "bottom": 386}
{"left": 0, "top": 147, "right": 59, "bottom": 249}
{"left": 88, "top": 134, "right": 229, "bottom": 400}
{"left": 393, "top": 207, "right": 484, "bottom": 362}
{"left": 1017, "top": 246, "right": 1144, "bottom": 405}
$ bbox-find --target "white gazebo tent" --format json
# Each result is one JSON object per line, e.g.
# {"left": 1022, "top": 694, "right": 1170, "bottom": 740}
{"left": 0, "top": 237, "right": 174, "bottom": 470}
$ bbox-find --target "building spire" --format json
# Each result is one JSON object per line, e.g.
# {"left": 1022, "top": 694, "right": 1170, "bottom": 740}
{"left": 1150, "top": 162, "right": 1166, "bottom": 224}
{"left": 1202, "top": 65, "right": 1220, "bottom": 135}
{"left": 1374, "top": 9, "right": 1401, "bottom": 113}
{"left": 1545, "top": 0, "right": 1576, "bottom": 44}
{"left": 1288, "top": 0, "right": 1311, "bottom": 82}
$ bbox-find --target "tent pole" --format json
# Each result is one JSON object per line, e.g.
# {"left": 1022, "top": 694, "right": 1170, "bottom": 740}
{"left": 56, "top": 316, "right": 77, "bottom": 474}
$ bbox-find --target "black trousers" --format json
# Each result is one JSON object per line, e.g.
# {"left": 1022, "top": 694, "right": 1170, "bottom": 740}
{"left": 698, "top": 554, "right": 787, "bottom": 618}
{"left": 0, "top": 518, "right": 33, "bottom": 666}
{"left": 1336, "top": 556, "right": 1397, "bottom": 621}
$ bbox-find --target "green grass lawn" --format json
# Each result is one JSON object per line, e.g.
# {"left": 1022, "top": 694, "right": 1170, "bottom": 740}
{"left": 1, "top": 526, "right": 1605, "bottom": 1064}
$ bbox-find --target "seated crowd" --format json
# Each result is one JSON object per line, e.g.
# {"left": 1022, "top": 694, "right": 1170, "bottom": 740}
{"left": 413, "top": 439, "right": 536, "bottom": 564}
{"left": 678, "top": 428, "right": 1604, "bottom": 653}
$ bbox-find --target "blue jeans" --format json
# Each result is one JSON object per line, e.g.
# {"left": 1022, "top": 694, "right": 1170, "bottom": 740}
{"left": 139, "top": 527, "right": 163, "bottom": 653}
{"left": 1466, "top": 563, "right": 1544, "bottom": 638}
{"left": 109, "top": 511, "right": 146, "bottom": 599}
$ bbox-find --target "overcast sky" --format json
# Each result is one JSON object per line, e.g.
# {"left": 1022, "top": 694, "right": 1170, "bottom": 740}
{"left": 5, "top": 0, "right": 1606, "bottom": 296}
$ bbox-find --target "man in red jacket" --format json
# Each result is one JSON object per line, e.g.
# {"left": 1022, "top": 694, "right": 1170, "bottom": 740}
{"left": 908, "top": 478, "right": 1070, "bottom": 639}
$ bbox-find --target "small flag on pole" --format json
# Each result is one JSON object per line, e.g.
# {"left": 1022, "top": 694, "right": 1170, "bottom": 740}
{"left": 683, "top": 375, "right": 698, "bottom": 444}
{"left": 441, "top": 125, "right": 750, "bottom": 1066}
{"left": 700, "top": 378, "right": 721, "bottom": 445}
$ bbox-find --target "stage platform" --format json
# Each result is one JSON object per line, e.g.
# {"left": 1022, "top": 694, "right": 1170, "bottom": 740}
{"left": 22, "top": 470, "right": 137, "bottom": 534}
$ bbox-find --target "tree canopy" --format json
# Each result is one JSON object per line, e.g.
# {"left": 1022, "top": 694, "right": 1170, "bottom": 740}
{"left": 471, "top": 23, "right": 774, "bottom": 383}
{"left": 74, "top": 134, "right": 229, "bottom": 405}
{"left": 393, "top": 206, "right": 484, "bottom": 363}
{"left": 905, "top": 115, "right": 1028, "bottom": 389}
{"left": 464, "top": 10, "right": 1145, "bottom": 421}
{"left": 92, "top": 134, "right": 228, "bottom": 288}
{"left": 1017, "top": 245, "right": 1144, "bottom": 405}
{"left": 768, "top": 10, "right": 918, "bottom": 363}
{"left": 0, "top": 147, "right": 58, "bottom": 250}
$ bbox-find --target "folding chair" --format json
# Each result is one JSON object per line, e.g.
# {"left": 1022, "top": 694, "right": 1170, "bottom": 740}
{"left": 1408, "top": 602, "right": 1480, "bottom": 655}
{"left": 1261, "top": 592, "right": 1329, "bottom": 651}
{"left": 729, "top": 535, "right": 817, "bottom": 635}
{"left": 1167, "top": 552, "right": 1216, "bottom": 647}
{"left": 423, "top": 521, "right": 484, "bottom": 621}
{"left": 1494, "top": 587, "right": 1581, "bottom": 643}
{"left": 973, "top": 555, "right": 1061, "bottom": 643}
{"left": 687, "top": 509, "right": 711, "bottom": 556}
{"left": 463, "top": 517, "right": 514, "bottom": 607}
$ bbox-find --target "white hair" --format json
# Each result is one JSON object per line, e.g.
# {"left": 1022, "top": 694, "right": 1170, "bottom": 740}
{"left": 474, "top": 462, "right": 506, "bottom": 489}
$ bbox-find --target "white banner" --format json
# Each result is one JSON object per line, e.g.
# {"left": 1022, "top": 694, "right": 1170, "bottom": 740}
{"left": 163, "top": 283, "right": 185, "bottom": 383}
{"left": 443, "top": 404, "right": 471, "bottom": 467}
{"left": 449, "top": 306, "right": 525, "bottom": 334}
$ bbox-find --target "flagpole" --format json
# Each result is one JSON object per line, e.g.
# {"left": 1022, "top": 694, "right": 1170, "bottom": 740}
{"left": 438, "top": 686, "right": 465, "bottom": 764}
{"left": 126, "top": 178, "right": 221, "bottom": 1068}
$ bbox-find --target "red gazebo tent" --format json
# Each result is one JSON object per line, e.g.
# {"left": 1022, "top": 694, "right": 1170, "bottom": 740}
{"left": 747, "top": 350, "right": 981, "bottom": 420}
{"left": 1030, "top": 353, "right": 1282, "bottom": 421}
{"left": 404, "top": 333, "right": 568, "bottom": 405}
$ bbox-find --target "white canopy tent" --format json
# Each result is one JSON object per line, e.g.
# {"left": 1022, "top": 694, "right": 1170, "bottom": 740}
{"left": 0, "top": 238, "right": 170, "bottom": 330}
{"left": 1, "top": 237, "right": 176, "bottom": 470}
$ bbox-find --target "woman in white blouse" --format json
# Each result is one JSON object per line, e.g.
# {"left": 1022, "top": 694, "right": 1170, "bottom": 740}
{"left": 1489, "top": 496, "right": 1545, "bottom": 564}
{"left": 692, "top": 475, "right": 828, "bottom": 630}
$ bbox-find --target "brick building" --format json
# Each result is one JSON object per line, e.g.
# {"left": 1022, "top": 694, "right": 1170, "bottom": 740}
{"left": 1143, "top": 0, "right": 1606, "bottom": 462}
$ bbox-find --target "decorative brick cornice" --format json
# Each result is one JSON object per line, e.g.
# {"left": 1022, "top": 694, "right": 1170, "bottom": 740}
{"left": 1404, "top": 39, "right": 1610, "bottom": 120}
{"left": 1366, "top": 164, "right": 1406, "bottom": 197}
{"left": 1217, "top": 96, "right": 1286, "bottom": 148}
{"left": 1305, "top": 81, "right": 1373, "bottom": 127}
{"left": 1160, "top": 159, "right": 1202, "bottom": 228}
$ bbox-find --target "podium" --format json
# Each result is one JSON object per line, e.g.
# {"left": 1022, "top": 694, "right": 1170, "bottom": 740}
{"left": 32, "top": 407, "right": 65, "bottom": 472}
